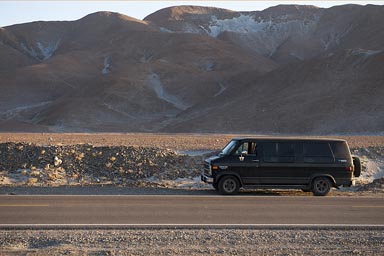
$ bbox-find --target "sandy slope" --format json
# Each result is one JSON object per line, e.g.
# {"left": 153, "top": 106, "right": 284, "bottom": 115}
{"left": 1, "top": 5, "right": 383, "bottom": 134}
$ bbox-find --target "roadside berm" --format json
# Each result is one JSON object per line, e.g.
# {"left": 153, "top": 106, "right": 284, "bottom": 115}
{"left": 0, "top": 142, "right": 202, "bottom": 187}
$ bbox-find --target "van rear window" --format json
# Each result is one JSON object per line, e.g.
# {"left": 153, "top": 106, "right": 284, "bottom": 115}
{"left": 330, "top": 141, "right": 350, "bottom": 159}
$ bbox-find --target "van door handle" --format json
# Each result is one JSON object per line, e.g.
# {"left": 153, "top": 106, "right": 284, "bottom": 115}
{"left": 252, "top": 160, "right": 259, "bottom": 162}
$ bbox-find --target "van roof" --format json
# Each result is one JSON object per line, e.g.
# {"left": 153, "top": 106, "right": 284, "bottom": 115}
{"left": 232, "top": 137, "right": 347, "bottom": 142}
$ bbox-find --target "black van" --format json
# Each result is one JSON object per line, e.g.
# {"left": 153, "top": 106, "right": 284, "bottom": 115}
{"left": 201, "top": 137, "right": 361, "bottom": 196}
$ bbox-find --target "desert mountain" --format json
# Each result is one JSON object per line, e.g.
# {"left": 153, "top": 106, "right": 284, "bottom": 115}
{"left": 0, "top": 5, "right": 383, "bottom": 134}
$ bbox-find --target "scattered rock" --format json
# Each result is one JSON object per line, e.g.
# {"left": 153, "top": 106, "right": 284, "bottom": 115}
{"left": 0, "top": 142, "right": 203, "bottom": 187}
{"left": 53, "top": 156, "right": 62, "bottom": 167}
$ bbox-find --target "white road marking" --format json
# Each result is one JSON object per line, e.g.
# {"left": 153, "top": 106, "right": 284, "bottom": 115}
{"left": 1, "top": 224, "right": 383, "bottom": 229}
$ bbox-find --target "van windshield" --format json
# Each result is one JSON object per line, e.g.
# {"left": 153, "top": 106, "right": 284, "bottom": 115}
{"left": 221, "top": 140, "right": 238, "bottom": 155}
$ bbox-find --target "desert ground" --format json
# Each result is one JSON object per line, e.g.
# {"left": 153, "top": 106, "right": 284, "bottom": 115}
{"left": 1, "top": 133, "right": 383, "bottom": 255}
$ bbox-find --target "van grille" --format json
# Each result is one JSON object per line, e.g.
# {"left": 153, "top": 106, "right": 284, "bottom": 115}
{"left": 204, "top": 162, "right": 211, "bottom": 175}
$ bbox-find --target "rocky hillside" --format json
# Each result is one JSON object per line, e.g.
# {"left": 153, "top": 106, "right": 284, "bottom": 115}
{"left": 0, "top": 4, "right": 383, "bottom": 134}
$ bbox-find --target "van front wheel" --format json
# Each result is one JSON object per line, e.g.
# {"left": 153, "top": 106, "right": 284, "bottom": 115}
{"left": 312, "top": 177, "right": 331, "bottom": 196}
{"left": 218, "top": 176, "right": 240, "bottom": 195}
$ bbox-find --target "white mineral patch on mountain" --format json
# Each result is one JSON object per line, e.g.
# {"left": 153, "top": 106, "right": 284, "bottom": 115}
{"left": 37, "top": 39, "right": 61, "bottom": 60}
{"left": 147, "top": 72, "right": 190, "bottom": 110}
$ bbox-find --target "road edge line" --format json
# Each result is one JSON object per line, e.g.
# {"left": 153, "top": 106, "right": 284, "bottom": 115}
{"left": 1, "top": 224, "right": 384, "bottom": 230}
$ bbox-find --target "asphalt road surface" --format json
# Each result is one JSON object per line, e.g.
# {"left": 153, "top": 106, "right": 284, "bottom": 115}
{"left": 0, "top": 195, "right": 383, "bottom": 227}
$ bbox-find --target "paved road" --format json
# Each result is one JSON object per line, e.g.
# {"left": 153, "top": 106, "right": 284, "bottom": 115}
{"left": 0, "top": 195, "right": 383, "bottom": 227}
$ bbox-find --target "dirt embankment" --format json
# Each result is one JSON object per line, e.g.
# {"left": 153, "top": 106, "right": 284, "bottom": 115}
{"left": 0, "top": 142, "right": 202, "bottom": 187}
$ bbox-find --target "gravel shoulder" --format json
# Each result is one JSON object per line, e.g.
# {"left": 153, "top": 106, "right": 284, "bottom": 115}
{"left": 1, "top": 228, "right": 383, "bottom": 256}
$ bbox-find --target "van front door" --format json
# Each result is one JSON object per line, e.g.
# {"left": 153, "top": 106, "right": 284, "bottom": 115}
{"left": 234, "top": 141, "right": 260, "bottom": 185}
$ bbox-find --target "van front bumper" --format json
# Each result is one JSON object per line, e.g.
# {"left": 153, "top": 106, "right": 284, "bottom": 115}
{"left": 201, "top": 174, "right": 213, "bottom": 184}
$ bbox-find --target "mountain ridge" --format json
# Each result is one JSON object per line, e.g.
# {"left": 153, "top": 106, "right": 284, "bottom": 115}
{"left": 0, "top": 4, "right": 383, "bottom": 134}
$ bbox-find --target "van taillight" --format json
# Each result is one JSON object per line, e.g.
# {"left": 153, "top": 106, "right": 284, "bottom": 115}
{"left": 346, "top": 166, "right": 354, "bottom": 171}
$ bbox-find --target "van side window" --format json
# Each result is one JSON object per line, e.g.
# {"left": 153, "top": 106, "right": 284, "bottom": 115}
{"left": 234, "top": 142, "right": 257, "bottom": 156}
{"left": 234, "top": 142, "right": 249, "bottom": 155}
{"left": 303, "top": 142, "right": 334, "bottom": 163}
{"left": 263, "top": 142, "right": 295, "bottom": 163}
{"left": 250, "top": 142, "right": 257, "bottom": 156}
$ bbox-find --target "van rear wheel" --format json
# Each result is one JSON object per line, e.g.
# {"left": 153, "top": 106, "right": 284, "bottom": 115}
{"left": 218, "top": 176, "right": 240, "bottom": 195}
{"left": 312, "top": 177, "right": 331, "bottom": 196}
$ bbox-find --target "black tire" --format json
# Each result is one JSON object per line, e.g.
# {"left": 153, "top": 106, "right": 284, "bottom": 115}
{"left": 312, "top": 177, "right": 332, "bottom": 196}
{"left": 353, "top": 156, "right": 361, "bottom": 177}
{"left": 218, "top": 176, "right": 240, "bottom": 195}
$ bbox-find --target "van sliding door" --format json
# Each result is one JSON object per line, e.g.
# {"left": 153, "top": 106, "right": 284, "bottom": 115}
{"left": 260, "top": 142, "right": 296, "bottom": 185}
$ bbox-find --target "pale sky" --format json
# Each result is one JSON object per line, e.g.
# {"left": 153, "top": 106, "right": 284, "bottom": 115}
{"left": 1, "top": 1, "right": 382, "bottom": 27}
